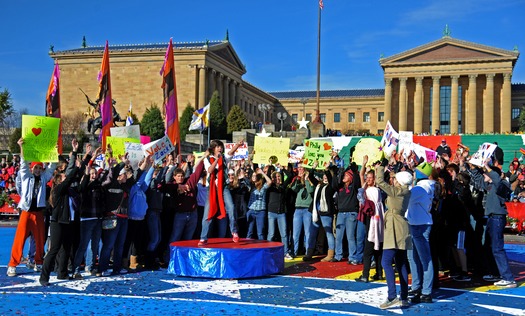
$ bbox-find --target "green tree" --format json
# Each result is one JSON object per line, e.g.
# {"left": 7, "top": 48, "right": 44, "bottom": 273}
{"left": 140, "top": 104, "right": 165, "bottom": 141}
{"left": 519, "top": 106, "right": 525, "bottom": 132}
{"left": 209, "top": 91, "right": 227, "bottom": 139}
{"left": 8, "top": 127, "right": 21, "bottom": 153}
{"left": 227, "top": 104, "right": 250, "bottom": 135}
{"left": 0, "top": 88, "right": 14, "bottom": 124}
{"left": 179, "top": 103, "right": 197, "bottom": 141}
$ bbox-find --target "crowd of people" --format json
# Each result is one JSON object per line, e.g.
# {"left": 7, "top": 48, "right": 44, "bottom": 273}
{"left": 4, "top": 136, "right": 520, "bottom": 309}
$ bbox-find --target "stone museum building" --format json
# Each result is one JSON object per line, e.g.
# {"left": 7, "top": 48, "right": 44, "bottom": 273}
{"left": 50, "top": 33, "right": 524, "bottom": 135}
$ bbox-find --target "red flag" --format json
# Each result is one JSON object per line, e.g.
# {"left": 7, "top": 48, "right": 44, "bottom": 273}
{"left": 319, "top": 0, "right": 324, "bottom": 9}
{"left": 97, "top": 41, "right": 113, "bottom": 150}
{"left": 160, "top": 38, "right": 180, "bottom": 154}
{"left": 46, "top": 63, "right": 62, "bottom": 154}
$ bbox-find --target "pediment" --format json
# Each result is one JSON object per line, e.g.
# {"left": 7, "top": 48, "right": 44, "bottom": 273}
{"left": 209, "top": 42, "right": 246, "bottom": 74}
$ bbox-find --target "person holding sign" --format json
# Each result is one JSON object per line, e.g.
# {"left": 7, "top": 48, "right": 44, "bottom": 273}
{"left": 246, "top": 168, "right": 272, "bottom": 240}
{"left": 290, "top": 166, "right": 316, "bottom": 261}
{"left": 7, "top": 139, "right": 57, "bottom": 277}
{"left": 198, "top": 139, "right": 244, "bottom": 246}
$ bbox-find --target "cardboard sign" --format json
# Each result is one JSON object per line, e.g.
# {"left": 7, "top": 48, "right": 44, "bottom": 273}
{"left": 302, "top": 139, "right": 333, "bottom": 169}
{"left": 140, "top": 135, "right": 151, "bottom": 145}
{"left": 125, "top": 142, "right": 144, "bottom": 170}
{"left": 143, "top": 135, "right": 175, "bottom": 164}
{"left": 253, "top": 136, "right": 290, "bottom": 165}
{"left": 106, "top": 136, "right": 140, "bottom": 158}
{"left": 380, "top": 121, "right": 399, "bottom": 157}
{"left": 352, "top": 138, "right": 383, "bottom": 166}
{"left": 398, "top": 131, "right": 414, "bottom": 158}
{"left": 110, "top": 125, "right": 140, "bottom": 139}
{"left": 310, "top": 136, "right": 352, "bottom": 152}
{"left": 21, "top": 115, "right": 60, "bottom": 162}
{"left": 412, "top": 143, "right": 437, "bottom": 162}
{"left": 193, "top": 152, "right": 205, "bottom": 161}
{"left": 225, "top": 143, "right": 249, "bottom": 161}
{"left": 469, "top": 142, "right": 497, "bottom": 167}
{"left": 288, "top": 149, "right": 304, "bottom": 164}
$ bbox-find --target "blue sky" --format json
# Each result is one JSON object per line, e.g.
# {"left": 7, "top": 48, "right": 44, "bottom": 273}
{"left": 1, "top": 0, "right": 524, "bottom": 115}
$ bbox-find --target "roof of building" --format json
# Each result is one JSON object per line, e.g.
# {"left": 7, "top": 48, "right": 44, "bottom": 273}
{"left": 52, "top": 40, "right": 225, "bottom": 54}
{"left": 268, "top": 89, "right": 385, "bottom": 99}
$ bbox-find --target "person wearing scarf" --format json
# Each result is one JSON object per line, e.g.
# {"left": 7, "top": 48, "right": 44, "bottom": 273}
{"left": 198, "top": 139, "right": 244, "bottom": 246}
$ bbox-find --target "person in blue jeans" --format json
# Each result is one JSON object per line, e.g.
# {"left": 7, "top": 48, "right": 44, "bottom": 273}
{"left": 267, "top": 166, "right": 293, "bottom": 258}
{"left": 144, "top": 166, "right": 168, "bottom": 270}
{"left": 246, "top": 169, "right": 271, "bottom": 240}
{"left": 406, "top": 162, "right": 435, "bottom": 303}
{"left": 290, "top": 166, "right": 316, "bottom": 260}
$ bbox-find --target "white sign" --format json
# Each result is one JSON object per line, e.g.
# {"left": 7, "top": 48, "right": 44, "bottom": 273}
{"left": 398, "top": 131, "right": 414, "bottom": 158}
{"left": 380, "top": 121, "right": 399, "bottom": 157}
{"left": 310, "top": 136, "right": 352, "bottom": 152}
{"left": 412, "top": 143, "right": 437, "bottom": 162}
{"left": 224, "top": 143, "right": 249, "bottom": 160}
{"left": 143, "top": 135, "right": 175, "bottom": 164}
{"left": 125, "top": 142, "right": 144, "bottom": 170}
{"left": 110, "top": 125, "right": 140, "bottom": 139}
{"left": 469, "top": 142, "right": 497, "bottom": 167}
{"left": 288, "top": 149, "right": 304, "bottom": 163}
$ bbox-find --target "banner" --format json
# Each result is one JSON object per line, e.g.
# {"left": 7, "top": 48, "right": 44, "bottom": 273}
{"left": 110, "top": 125, "right": 140, "bottom": 139}
{"left": 253, "top": 136, "right": 290, "bottom": 165}
{"left": 97, "top": 41, "right": 113, "bottom": 149}
{"left": 106, "top": 136, "right": 140, "bottom": 158}
{"left": 380, "top": 121, "right": 399, "bottom": 157}
{"left": 160, "top": 38, "right": 180, "bottom": 153}
{"left": 143, "top": 135, "right": 176, "bottom": 164}
{"left": 45, "top": 63, "right": 62, "bottom": 154}
{"left": 21, "top": 115, "right": 60, "bottom": 162}
{"left": 125, "top": 142, "right": 144, "bottom": 170}
{"left": 302, "top": 139, "right": 333, "bottom": 169}
{"left": 469, "top": 142, "right": 497, "bottom": 167}
{"left": 225, "top": 142, "right": 249, "bottom": 160}
{"left": 352, "top": 138, "right": 382, "bottom": 166}
{"left": 310, "top": 136, "right": 352, "bottom": 152}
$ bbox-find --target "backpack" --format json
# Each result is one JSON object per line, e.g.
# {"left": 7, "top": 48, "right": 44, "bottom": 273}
{"left": 495, "top": 179, "right": 512, "bottom": 201}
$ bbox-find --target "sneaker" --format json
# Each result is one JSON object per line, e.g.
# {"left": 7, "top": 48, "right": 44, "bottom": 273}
{"left": 453, "top": 274, "right": 471, "bottom": 282}
{"left": 7, "top": 266, "right": 16, "bottom": 277}
{"left": 410, "top": 294, "right": 432, "bottom": 304}
{"left": 232, "top": 233, "right": 239, "bottom": 243}
{"left": 494, "top": 280, "right": 518, "bottom": 288}
{"left": 99, "top": 270, "right": 111, "bottom": 277}
{"left": 39, "top": 279, "right": 50, "bottom": 287}
{"left": 34, "top": 265, "right": 42, "bottom": 272}
{"left": 284, "top": 253, "right": 294, "bottom": 260}
{"left": 379, "top": 297, "right": 401, "bottom": 309}
{"left": 372, "top": 274, "right": 385, "bottom": 281}
{"left": 371, "top": 261, "right": 376, "bottom": 269}
{"left": 73, "top": 273, "right": 83, "bottom": 280}
{"left": 400, "top": 299, "right": 410, "bottom": 307}
{"left": 348, "top": 260, "right": 361, "bottom": 265}
{"left": 26, "top": 261, "right": 35, "bottom": 270}
{"left": 449, "top": 271, "right": 460, "bottom": 278}
{"left": 119, "top": 269, "right": 128, "bottom": 275}
{"left": 198, "top": 239, "right": 207, "bottom": 246}
{"left": 355, "top": 275, "right": 369, "bottom": 283}
{"left": 483, "top": 274, "right": 502, "bottom": 282}
{"left": 407, "top": 288, "right": 421, "bottom": 297}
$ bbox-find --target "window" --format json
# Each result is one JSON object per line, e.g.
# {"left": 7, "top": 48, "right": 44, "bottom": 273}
{"left": 363, "top": 112, "right": 370, "bottom": 122}
{"left": 292, "top": 114, "right": 298, "bottom": 122}
{"left": 512, "top": 108, "right": 520, "bottom": 120}
{"left": 334, "top": 113, "right": 340, "bottom": 123}
{"left": 430, "top": 86, "right": 463, "bottom": 134}
{"left": 348, "top": 113, "right": 355, "bottom": 123}
{"left": 377, "top": 129, "right": 384, "bottom": 135}
{"left": 378, "top": 112, "right": 384, "bottom": 122}
{"left": 306, "top": 114, "right": 312, "bottom": 122}
{"left": 320, "top": 113, "right": 326, "bottom": 123}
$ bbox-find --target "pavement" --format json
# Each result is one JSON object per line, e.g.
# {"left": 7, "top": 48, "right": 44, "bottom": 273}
{"left": 0, "top": 222, "right": 524, "bottom": 315}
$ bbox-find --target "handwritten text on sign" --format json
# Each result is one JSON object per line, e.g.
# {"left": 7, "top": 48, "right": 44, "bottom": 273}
{"left": 21, "top": 115, "right": 60, "bottom": 162}
{"left": 253, "top": 136, "right": 290, "bottom": 165}
{"left": 224, "top": 143, "right": 248, "bottom": 160}
{"left": 303, "top": 139, "right": 332, "bottom": 169}
{"left": 143, "top": 135, "right": 175, "bottom": 164}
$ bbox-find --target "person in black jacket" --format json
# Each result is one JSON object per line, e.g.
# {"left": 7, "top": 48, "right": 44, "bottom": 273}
{"left": 39, "top": 139, "right": 80, "bottom": 286}
{"left": 266, "top": 164, "right": 293, "bottom": 258}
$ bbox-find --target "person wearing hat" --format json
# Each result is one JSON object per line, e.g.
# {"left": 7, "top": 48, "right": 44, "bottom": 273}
{"left": 7, "top": 138, "right": 57, "bottom": 277}
{"left": 406, "top": 162, "right": 435, "bottom": 303}
{"left": 436, "top": 139, "right": 451, "bottom": 158}
{"left": 374, "top": 161, "right": 412, "bottom": 309}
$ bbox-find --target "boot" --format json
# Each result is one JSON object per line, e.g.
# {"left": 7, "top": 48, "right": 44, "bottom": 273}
{"left": 321, "top": 249, "right": 335, "bottom": 262}
{"left": 121, "top": 258, "right": 129, "bottom": 271}
{"left": 303, "top": 248, "right": 315, "bottom": 262}
{"left": 129, "top": 255, "right": 138, "bottom": 270}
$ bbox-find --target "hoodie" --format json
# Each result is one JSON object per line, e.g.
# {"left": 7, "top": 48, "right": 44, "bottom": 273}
{"left": 406, "top": 179, "right": 435, "bottom": 225}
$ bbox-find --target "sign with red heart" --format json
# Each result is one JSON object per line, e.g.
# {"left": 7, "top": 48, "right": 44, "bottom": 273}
{"left": 21, "top": 115, "right": 61, "bottom": 163}
{"left": 303, "top": 139, "right": 333, "bottom": 169}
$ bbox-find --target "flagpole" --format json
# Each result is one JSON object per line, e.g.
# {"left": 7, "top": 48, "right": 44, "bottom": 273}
{"left": 314, "top": 2, "right": 322, "bottom": 123}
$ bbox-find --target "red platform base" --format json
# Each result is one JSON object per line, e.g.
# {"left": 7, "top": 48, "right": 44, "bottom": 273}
{"left": 168, "top": 238, "right": 284, "bottom": 279}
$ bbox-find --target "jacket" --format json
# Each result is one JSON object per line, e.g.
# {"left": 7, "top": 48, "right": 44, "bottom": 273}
{"left": 50, "top": 166, "right": 79, "bottom": 224}
{"left": 17, "top": 158, "right": 56, "bottom": 211}
{"left": 290, "top": 174, "right": 314, "bottom": 210}
{"left": 128, "top": 166, "right": 153, "bottom": 220}
{"left": 406, "top": 179, "right": 434, "bottom": 225}
{"left": 469, "top": 167, "right": 507, "bottom": 216}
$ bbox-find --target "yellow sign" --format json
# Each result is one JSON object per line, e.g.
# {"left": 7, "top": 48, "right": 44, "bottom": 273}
{"left": 21, "top": 115, "right": 60, "bottom": 162}
{"left": 253, "top": 136, "right": 290, "bottom": 165}
{"left": 352, "top": 138, "right": 383, "bottom": 166}
{"left": 106, "top": 136, "right": 140, "bottom": 158}
{"left": 303, "top": 139, "right": 333, "bottom": 169}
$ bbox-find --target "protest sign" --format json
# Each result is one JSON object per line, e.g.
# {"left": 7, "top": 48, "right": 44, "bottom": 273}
{"left": 288, "top": 149, "right": 304, "bottom": 164}
{"left": 469, "top": 142, "right": 497, "bottom": 167}
{"left": 125, "top": 142, "right": 144, "bottom": 170}
{"left": 225, "top": 142, "right": 249, "bottom": 160}
{"left": 193, "top": 152, "right": 206, "bottom": 161}
{"left": 21, "top": 115, "right": 60, "bottom": 162}
{"left": 412, "top": 143, "right": 437, "bottom": 162}
{"left": 107, "top": 136, "right": 140, "bottom": 157}
{"left": 253, "top": 136, "right": 290, "bottom": 165}
{"left": 352, "top": 138, "right": 383, "bottom": 166}
{"left": 140, "top": 135, "right": 151, "bottom": 145}
{"left": 302, "top": 139, "right": 333, "bottom": 169}
{"left": 398, "top": 131, "right": 414, "bottom": 158}
{"left": 110, "top": 125, "right": 140, "bottom": 139}
{"left": 143, "top": 135, "right": 175, "bottom": 164}
{"left": 380, "top": 121, "right": 399, "bottom": 157}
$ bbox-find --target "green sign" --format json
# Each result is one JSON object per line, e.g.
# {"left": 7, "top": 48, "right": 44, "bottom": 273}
{"left": 21, "top": 115, "right": 60, "bottom": 162}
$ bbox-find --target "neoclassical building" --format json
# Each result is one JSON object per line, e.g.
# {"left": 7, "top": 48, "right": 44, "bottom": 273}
{"left": 50, "top": 34, "right": 523, "bottom": 135}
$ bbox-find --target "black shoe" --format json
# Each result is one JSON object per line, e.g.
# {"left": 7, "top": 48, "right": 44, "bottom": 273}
{"left": 355, "top": 275, "right": 369, "bottom": 283}
{"left": 372, "top": 274, "right": 385, "bottom": 281}
{"left": 410, "top": 294, "right": 432, "bottom": 304}
{"left": 39, "top": 279, "right": 50, "bottom": 287}
{"left": 407, "top": 288, "right": 421, "bottom": 297}
{"left": 57, "top": 274, "right": 69, "bottom": 280}
{"left": 303, "top": 256, "right": 314, "bottom": 262}
{"left": 329, "top": 258, "right": 341, "bottom": 262}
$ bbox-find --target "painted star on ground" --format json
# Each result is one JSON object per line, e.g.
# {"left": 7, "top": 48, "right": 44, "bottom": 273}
{"left": 151, "top": 279, "right": 283, "bottom": 299}
{"left": 0, "top": 274, "right": 139, "bottom": 292}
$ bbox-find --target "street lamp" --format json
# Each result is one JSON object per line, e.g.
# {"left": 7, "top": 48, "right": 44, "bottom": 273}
{"left": 300, "top": 98, "right": 308, "bottom": 120}
{"left": 258, "top": 103, "right": 272, "bottom": 124}
{"left": 277, "top": 112, "right": 288, "bottom": 132}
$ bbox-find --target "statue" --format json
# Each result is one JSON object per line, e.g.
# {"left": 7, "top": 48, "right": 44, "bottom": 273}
{"left": 79, "top": 88, "right": 125, "bottom": 135}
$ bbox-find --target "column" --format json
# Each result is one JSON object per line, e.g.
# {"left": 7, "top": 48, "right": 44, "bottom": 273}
{"left": 230, "top": 80, "right": 237, "bottom": 107}
{"left": 209, "top": 69, "right": 217, "bottom": 99}
{"left": 235, "top": 82, "right": 241, "bottom": 106}
{"left": 384, "top": 78, "right": 392, "bottom": 124}
{"left": 432, "top": 76, "right": 441, "bottom": 134}
{"left": 501, "top": 73, "right": 512, "bottom": 133}
{"left": 414, "top": 77, "right": 423, "bottom": 134}
{"left": 217, "top": 73, "right": 224, "bottom": 104}
{"left": 223, "top": 77, "right": 230, "bottom": 112}
{"left": 484, "top": 73, "right": 495, "bottom": 133}
{"left": 466, "top": 74, "right": 477, "bottom": 133}
{"left": 450, "top": 75, "right": 459, "bottom": 134}
{"left": 198, "top": 66, "right": 207, "bottom": 108}
{"left": 398, "top": 77, "right": 407, "bottom": 131}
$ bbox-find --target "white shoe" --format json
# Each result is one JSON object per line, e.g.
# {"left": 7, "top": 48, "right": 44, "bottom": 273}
{"left": 34, "top": 265, "right": 42, "bottom": 272}
{"left": 100, "top": 270, "right": 111, "bottom": 277}
{"left": 494, "top": 280, "right": 517, "bottom": 288}
{"left": 284, "top": 253, "right": 294, "bottom": 260}
{"left": 7, "top": 266, "right": 16, "bottom": 277}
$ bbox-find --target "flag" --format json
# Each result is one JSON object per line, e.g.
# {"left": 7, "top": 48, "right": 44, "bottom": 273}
{"left": 97, "top": 41, "right": 113, "bottom": 150}
{"left": 126, "top": 101, "right": 133, "bottom": 126}
{"left": 319, "top": 0, "right": 324, "bottom": 9}
{"left": 188, "top": 103, "right": 210, "bottom": 131}
{"left": 46, "top": 63, "right": 62, "bottom": 154}
{"left": 520, "top": 148, "right": 525, "bottom": 156}
{"left": 160, "top": 38, "right": 180, "bottom": 154}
